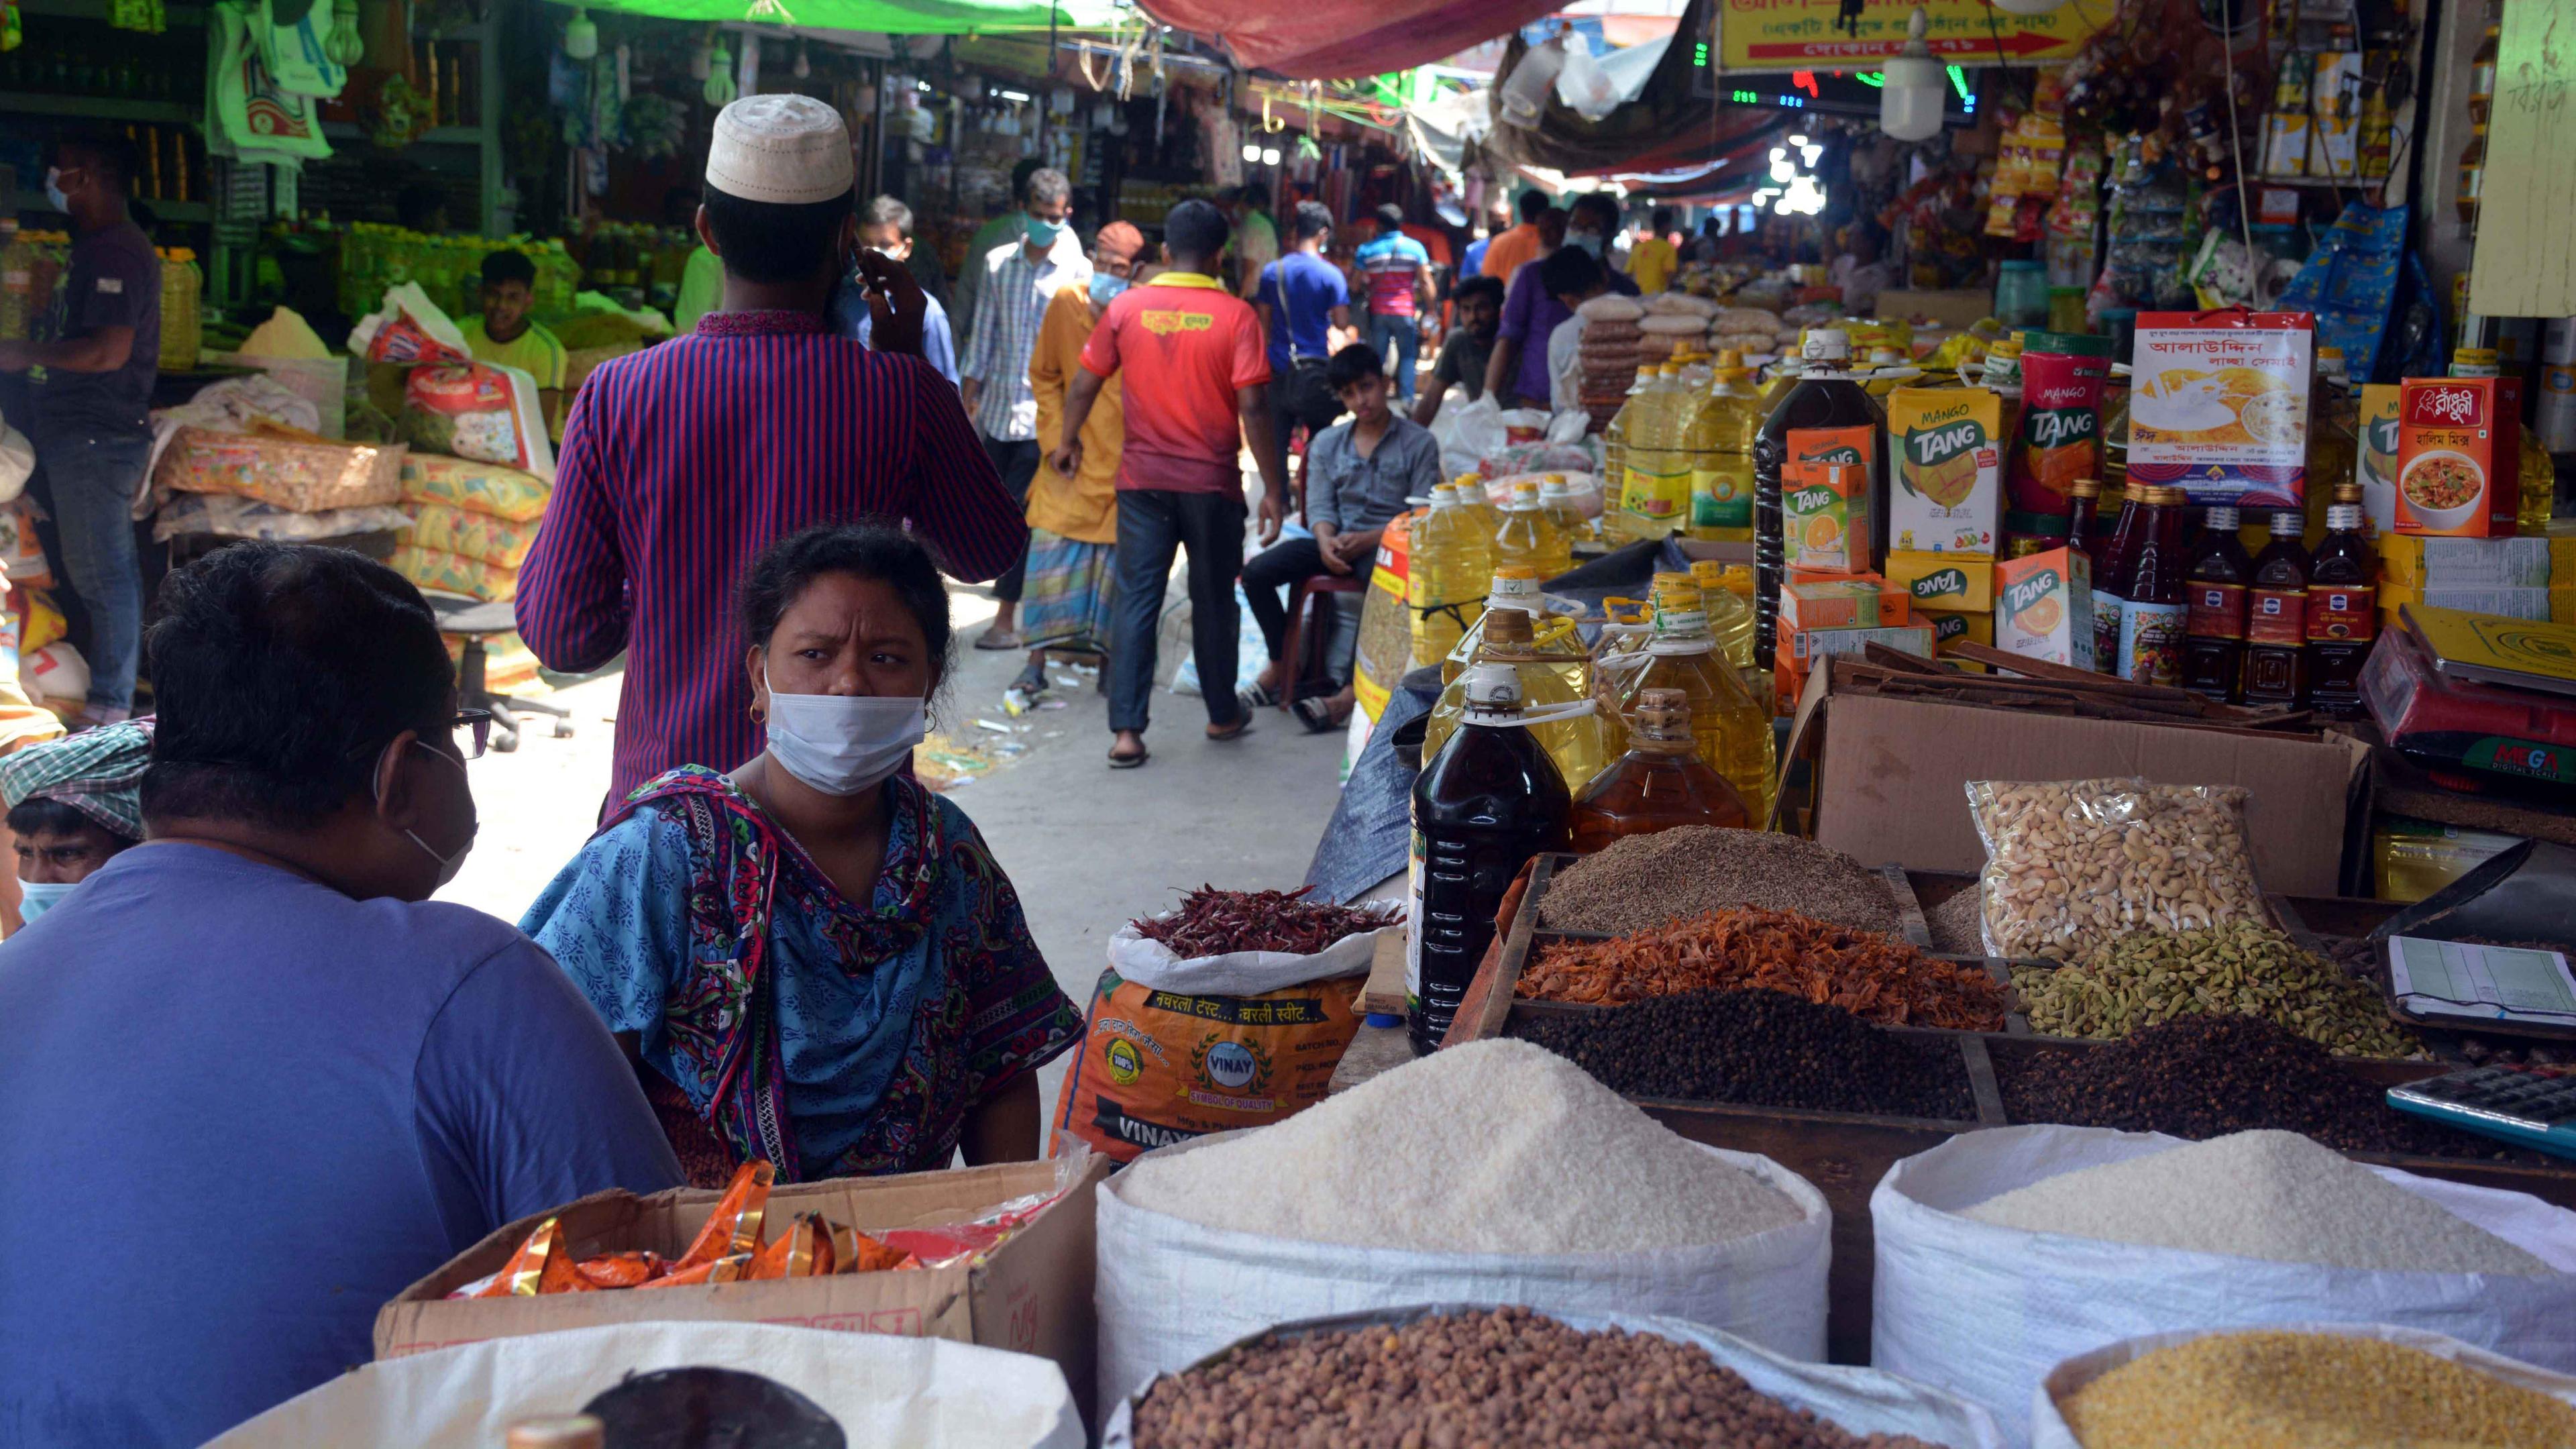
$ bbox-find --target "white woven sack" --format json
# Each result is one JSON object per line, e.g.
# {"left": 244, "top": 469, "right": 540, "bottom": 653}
{"left": 1095, "top": 1138, "right": 1831, "bottom": 1412}
{"left": 1104, "top": 919, "right": 1391, "bottom": 997}
{"left": 1104, "top": 1305, "right": 2002, "bottom": 1448}
{"left": 1872, "top": 1124, "right": 2576, "bottom": 1448}
{"left": 208, "top": 1322, "right": 1082, "bottom": 1449}
{"left": 2028, "top": 1321, "right": 2576, "bottom": 1449}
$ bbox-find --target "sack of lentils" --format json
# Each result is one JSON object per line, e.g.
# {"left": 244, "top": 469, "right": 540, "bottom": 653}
{"left": 1871, "top": 1124, "right": 2576, "bottom": 1445}
{"left": 1967, "top": 777, "right": 2273, "bottom": 963}
{"left": 2029, "top": 1323, "right": 2576, "bottom": 1449}
{"left": 1104, "top": 1304, "right": 2005, "bottom": 1449}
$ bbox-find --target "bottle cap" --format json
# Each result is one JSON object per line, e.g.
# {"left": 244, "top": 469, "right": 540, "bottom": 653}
{"left": 2333, "top": 481, "right": 2364, "bottom": 504}
{"left": 1540, "top": 476, "right": 1577, "bottom": 498}
{"left": 1511, "top": 480, "right": 1542, "bottom": 502}
{"left": 507, "top": 1418, "right": 606, "bottom": 1449}
{"left": 2204, "top": 504, "right": 2241, "bottom": 529}
{"left": 1461, "top": 659, "right": 1527, "bottom": 709}
{"left": 2070, "top": 477, "right": 2102, "bottom": 498}
{"left": 1803, "top": 328, "right": 1851, "bottom": 363}
{"left": 2271, "top": 510, "right": 2305, "bottom": 533}
{"left": 1484, "top": 606, "right": 1536, "bottom": 646}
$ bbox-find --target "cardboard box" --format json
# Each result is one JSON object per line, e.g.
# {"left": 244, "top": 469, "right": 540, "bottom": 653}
{"left": 2377, "top": 535, "right": 2560, "bottom": 588}
{"left": 1921, "top": 607, "right": 1994, "bottom": 670}
{"left": 1887, "top": 551, "right": 1996, "bottom": 612}
{"left": 375, "top": 1155, "right": 1111, "bottom": 1420}
{"left": 1780, "top": 575, "right": 1909, "bottom": 631}
{"left": 1887, "top": 387, "right": 2003, "bottom": 555}
{"left": 1774, "top": 623, "right": 1935, "bottom": 712}
{"left": 1994, "top": 545, "right": 2095, "bottom": 670}
{"left": 2396, "top": 376, "right": 2521, "bottom": 537}
{"left": 2377, "top": 580, "right": 2553, "bottom": 623}
{"left": 1784, "top": 657, "right": 2374, "bottom": 894}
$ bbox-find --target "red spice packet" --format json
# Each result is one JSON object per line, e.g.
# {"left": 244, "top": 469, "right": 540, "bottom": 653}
{"left": 634, "top": 1252, "right": 751, "bottom": 1290}
{"left": 572, "top": 1251, "right": 663, "bottom": 1289}
{"left": 676, "top": 1161, "right": 774, "bottom": 1269}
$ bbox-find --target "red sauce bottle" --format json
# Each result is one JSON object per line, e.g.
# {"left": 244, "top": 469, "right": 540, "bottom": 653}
{"left": 2305, "top": 482, "right": 2378, "bottom": 718}
{"left": 2115, "top": 485, "right": 2188, "bottom": 687}
{"left": 2067, "top": 476, "right": 2105, "bottom": 573}
{"left": 2181, "top": 504, "right": 2253, "bottom": 702}
{"left": 2242, "top": 510, "right": 2311, "bottom": 708}
{"left": 2090, "top": 484, "right": 2147, "bottom": 676}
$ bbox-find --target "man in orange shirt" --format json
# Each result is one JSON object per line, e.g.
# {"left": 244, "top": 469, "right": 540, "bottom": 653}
{"left": 1479, "top": 189, "right": 1554, "bottom": 282}
{"left": 1052, "top": 201, "right": 1286, "bottom": 769}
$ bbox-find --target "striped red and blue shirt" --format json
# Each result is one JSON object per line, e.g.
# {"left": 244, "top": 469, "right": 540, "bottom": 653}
{"left": 516, "top": 309, "right": 1024, "bottom": 810}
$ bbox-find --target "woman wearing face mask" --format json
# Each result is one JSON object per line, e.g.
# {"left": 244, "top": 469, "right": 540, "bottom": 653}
{"left": 1009, "top": 223, "right": 1152, "bottom": 699}
{"left": 523, "top": 523, "right": 1084, "bottom": 1186}
{"left": 0, "top": 718, "right": 150, "bottom": 930}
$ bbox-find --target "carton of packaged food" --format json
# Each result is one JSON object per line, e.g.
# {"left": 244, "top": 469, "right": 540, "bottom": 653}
{"left": 1921, "top": 608, "right": 1994, "bottom": 672}
{"left": 1995, "top": 545, "right": 2095, "bottom": 669}
{"left": 2358, "top": 383, "right": 2402, "bottom": 534}
{"left": 1780, "top": 575, "right": 1909, "bottom": 631}
{"left": 1888, "top": 386, "right": 2002, "bottom": 554}
{"left": 1784, "top": 459, "right": 1872, "bottom": 574}
{"left": 2396, "top": 376, "right": 2520, "bottom": 537}
{"left": 1887, "top": 551, "right": 1996, "bottom": 612}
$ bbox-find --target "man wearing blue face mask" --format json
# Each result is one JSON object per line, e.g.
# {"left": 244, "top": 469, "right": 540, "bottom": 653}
{"left": 959, "top": 166, "right": 1091, "bottom": 653}
{"left": 0, "top": 716, "right": 148, "bottom": 931}
{"left": 1487, "top": 191, "right": 1635, "bottom": 411}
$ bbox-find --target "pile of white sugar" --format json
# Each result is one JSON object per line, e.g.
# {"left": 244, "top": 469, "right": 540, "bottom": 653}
{"left": 1117, "top": 1038, "right": 1803, "bottom": 1253}
{"left": 1966, "top": 1129, "right": 2551, "bottom": 1275}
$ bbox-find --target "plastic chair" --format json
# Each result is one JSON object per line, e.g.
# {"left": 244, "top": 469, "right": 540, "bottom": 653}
{"left": 1277, "top": 572, "right": 1366, "bottom": 710}
{"left": 428, "top": 596, "right": 572, "bottom": 753}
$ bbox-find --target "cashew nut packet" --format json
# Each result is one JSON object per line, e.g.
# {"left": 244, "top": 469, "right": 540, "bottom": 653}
{"left": 1966, "top": 777, "right": 2277, "bottom": 963}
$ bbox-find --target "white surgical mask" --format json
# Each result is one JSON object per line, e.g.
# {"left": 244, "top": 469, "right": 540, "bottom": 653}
{"left": 1089, "top": 272, "right": 1128, "bottom": 307}
{"left": 376, "top": 739, "right": 476, "bottom": 890}
{"left": 17, "top": 878, "right": 76, "bottom": 924}
{"left": 43, "top": 168, "right": 70, "bottom": 213}
{"left": 762, "top": 666, "right": 927, "bottom": 796}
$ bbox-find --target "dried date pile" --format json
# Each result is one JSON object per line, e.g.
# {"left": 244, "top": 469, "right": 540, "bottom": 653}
{"left": 1998, "top": 1015, "right": 2511, "bottom": 1159}
{"left": 1129, "top": 1306, "right": 1939, "bottom": 1449}
{"left": 1132, "top": 885, "right": 1401, "bottom": 958}
{"left": 1516, "top": 989, "right": 1975, "bottom": 1120}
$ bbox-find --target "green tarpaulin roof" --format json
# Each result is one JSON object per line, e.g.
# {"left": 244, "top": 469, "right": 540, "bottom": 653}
{"left": 544, "top": 0, "right": 1120, "bottom": 32}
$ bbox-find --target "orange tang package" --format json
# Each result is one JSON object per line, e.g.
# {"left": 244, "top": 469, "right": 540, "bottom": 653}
{"left": 2396, "top": 376, "right": 2520, "bottom": 537}
{"left": 1996, "top": 545, "right": 2096, "bottom": 669}
{"left": 1783, "top": 460, "right": 1873, "bottom": 574}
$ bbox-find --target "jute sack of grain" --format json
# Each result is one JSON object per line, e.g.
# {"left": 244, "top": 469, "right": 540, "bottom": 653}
{"left": 2027, "top": 1322, "right": 2576, "bottom": 1449}
{"left": 1872, "top": 1124, "right": 2576, "bottom": 1448}
{"left": 1095, "top": 1136, "right": 1829, "bottom": 1413}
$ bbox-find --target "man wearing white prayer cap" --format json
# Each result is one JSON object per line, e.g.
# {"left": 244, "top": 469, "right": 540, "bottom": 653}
{"left": 516, "top": 93, "right": 1026, "bottom": 816}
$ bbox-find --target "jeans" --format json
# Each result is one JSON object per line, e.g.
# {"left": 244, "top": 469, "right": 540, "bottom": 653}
{"left": 979, "top": 433, "right": 1041, "bottom": 604}
{"left": 1369, "top": 313, "right": 1421, "bottom": 400}
{"left": 1267, "top": 364, "right": 1344, "bottom": 506}
{"left": 36, "top": 429, "right": 148, "bottom": 710}
{"left": 1240, "top": 536, "right": 1330, "bottom": 670}
{"left": 1108, "top": 488, "right": 1246, "bottom": 735}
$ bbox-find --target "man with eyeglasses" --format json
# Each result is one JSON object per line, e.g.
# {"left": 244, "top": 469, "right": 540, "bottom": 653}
{"left": 0, "top": 543, "right": 682, "bottom": 1449}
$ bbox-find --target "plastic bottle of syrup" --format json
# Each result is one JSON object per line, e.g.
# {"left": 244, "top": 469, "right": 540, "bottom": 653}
{"left": 1424, "top": 601, "right": 1610, "bottom": 792}
{"left": 1408, "top": 648, "right": 1573, "bottom": 1055}
{"left": 1568, "top": 687, "right": 1752, "bottom": 852}
{"left": 2090, "top": 484, "right": 2149, "bottom": 675}
{"left": 2180, "top": 504, "right": 2253, "bottom": 702}
{"left": 1686, "top": 350, "right": 1762, "bottom": 542}
{"left": 1619, "top": 581, "right": 1777, "bottom": 825}
{"left": 1752, "top": 329, "right": 1884, "bottom": 671}
{"left": 2115, "top": 486, "right": 2189, "bottom": 687}
{"left": 1493, "top": 477, "right": 1572, "bottom": 581}
{"left": 2243, "top": 509, "right": 2312, "bottom": 707}
{"left": 2305, "top": 482, "right": 2378, "bottom": 718}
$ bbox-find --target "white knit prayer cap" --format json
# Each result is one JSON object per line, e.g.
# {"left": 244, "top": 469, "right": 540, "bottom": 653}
{"left": 704, "top": 94, "right": 853, "bottom": 205}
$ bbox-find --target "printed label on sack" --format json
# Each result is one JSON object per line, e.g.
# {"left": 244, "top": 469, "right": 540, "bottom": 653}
{"left": 2306, "top": 584, "right": 2379, "bottom": 641}
{"left": 2247, "top": 586, "right": 2308, "bottom": 645}
{"left": 2187, "top": 582, "right": 2249, "bottom": 640}
{"left": 2118, "top": 600, "right": 2188, "bottom": 686}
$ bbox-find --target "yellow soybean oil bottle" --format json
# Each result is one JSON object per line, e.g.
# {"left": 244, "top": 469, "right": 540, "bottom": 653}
{"left": 1539, "top": 473, "right": 1596, "bottom": 545}
{"left": 1686, "top": 350, "right": 1761, "bottom": 542}
{"left": 1423, "top": 604, "right": 1614, "bottom": 790}
{"left": 1688, "top": 559, "right": 1759, "bottom": 675}
{"left": 1618, "top": 581, "right": 1776, "bottom": 824}
{"left": 1615, "top": 364, "right": 1693, "bottom": 542}
{"left": 1405, "top": 484, "right": 1492, "bottom": 667}
{"left": 1493, "top": 478, "right": 1573, "bottom": 580}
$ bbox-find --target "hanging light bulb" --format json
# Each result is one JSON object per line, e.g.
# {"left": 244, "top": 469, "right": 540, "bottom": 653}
{"left": 1878, "top": 7, "right": 1945, "bottom": 142}
{"left": 1241, "top": 142, "right": 1261, "bottom": 163}
{"left": 323, "top": 0, "right": 365, "bottom": 66}
{"left": 792, "top": 42, "right": 810, "bottom": 79}
{"left": 1261, "top": 146, "right": 1281, "bottom": 166}
{"left": 561, "top": 5, "right": 598, "bottom": 60}
{"left": 704, "top": 38, "right": 737, "bottom": 105}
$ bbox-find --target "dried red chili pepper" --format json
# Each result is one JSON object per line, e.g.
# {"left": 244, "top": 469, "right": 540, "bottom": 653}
{"left": 1132, "top": 885, "right": 1400, "bottom": 959}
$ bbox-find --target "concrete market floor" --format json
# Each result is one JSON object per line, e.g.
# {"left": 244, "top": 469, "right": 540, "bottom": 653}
{"left": 439, "top": 578, "right": 1350, "bottom": 1131}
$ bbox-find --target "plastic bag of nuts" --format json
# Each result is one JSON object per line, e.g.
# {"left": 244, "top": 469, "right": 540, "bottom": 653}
{"left": 1968, "top": 777, "right": 2274, "bottom": 963}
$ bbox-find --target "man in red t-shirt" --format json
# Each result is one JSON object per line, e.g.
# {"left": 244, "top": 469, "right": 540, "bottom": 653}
{"left": 1054, "top": 199, "right": 1285, "bottom": 770}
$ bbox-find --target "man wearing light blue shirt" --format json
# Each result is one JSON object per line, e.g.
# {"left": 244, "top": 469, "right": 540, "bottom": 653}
{"left": 832, "top": 194, "right": 958, "bottom": 384}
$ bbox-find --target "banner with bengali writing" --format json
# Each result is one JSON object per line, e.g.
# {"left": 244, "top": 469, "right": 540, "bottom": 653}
{"left": 1717, "top": 0, "right": 2112, "bottom": 71}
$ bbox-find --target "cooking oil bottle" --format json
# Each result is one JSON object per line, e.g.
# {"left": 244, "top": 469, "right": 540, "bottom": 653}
{"left": 1493, "top": 477, "right": 1572, "bottom": 580}
{"left": 1686, "top": 350, "right": 1761, "bottom": 542}
{"left": 1689, "top": 559, "right": 1759, "bottom": 675}
{"left": 1444, "top": 564, "right": 1586, "bottom": 688}
{"left": 1423, "top": 604, "right": 1613, "bottom": 795}
{"left": 1568, "top": 686, "right": 1752, "bottom": 853}
{"left": 1602, "top": 365, "right": 1652, "bottom": 537}
{"left": 1539, "top": 473, "right": 1595, "bottom": 545}
{"left": 1452, "top": 474, "right": 1502, "bottom": 539}
{"left": 1409, "top": 644, "right": 1574, "bottom": 1055}
{"left": 1406, "top": 483, "right": 1492, "bottom": 667}
{"left": 1615, "top": 363, "right": 1693, "bottom": 543}
{"left": 1618, "top": 580, "right": 1777, "bottom": 824}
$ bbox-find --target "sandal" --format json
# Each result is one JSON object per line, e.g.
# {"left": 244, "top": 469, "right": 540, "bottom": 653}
{"left": 1108, "top": 743, "right": 1149, "bottom": 769}
{"left": 1236, "top": 681, "right": 1281, "bottom": 712}
{"left": 1205, "top": 716, "right": 1255, "bottom": 743}
{"left": 973, "top": 626, "right": 1023, "bottom": 651}
{"left": 1293, "top": 696, "right": 1352, "bottom": 735}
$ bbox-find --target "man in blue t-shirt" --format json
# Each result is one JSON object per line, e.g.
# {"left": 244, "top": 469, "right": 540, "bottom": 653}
{"left": 1255, "top": 199, "right": 1352, "bottom": 498}
{"left": 1352, "top": 203, "right": 1435, "bottom": 405}
{"left": 0, "top": 543, "right": 682, "bottom": 1449}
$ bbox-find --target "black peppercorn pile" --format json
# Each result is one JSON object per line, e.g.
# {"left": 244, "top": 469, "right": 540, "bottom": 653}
{"left": 1130, "top": 1306, "right": 1940, "bottom": 1449}
{"left": 2000, "top": 1015, "right": 2516, "bottom": 1159}
{"left": 1513, "top": 988, "right": 1976, "bottom": 1120}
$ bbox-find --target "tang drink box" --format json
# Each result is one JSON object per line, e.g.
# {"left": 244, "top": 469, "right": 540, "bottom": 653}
{"left": 2396, "top": 377, "right": 2520, "bottom": 537}
{"left": 1996, "top": 545, "right": 2095, "bottom": 669}
{"left": 1889, "top": 386, "right": 2002, "bottom": 554}
{"left": 1784, "top": 460, "right": 1872, "bottom": 574}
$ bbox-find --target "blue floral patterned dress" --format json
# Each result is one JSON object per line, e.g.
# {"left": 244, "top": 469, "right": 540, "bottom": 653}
{"left": 522, "top": 766, "right": 1081, "bottom": 1183}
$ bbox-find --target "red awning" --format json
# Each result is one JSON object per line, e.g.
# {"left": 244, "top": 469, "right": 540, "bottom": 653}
{"left": 1133, "top": 0, "right": 1563, "bottom": 80}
